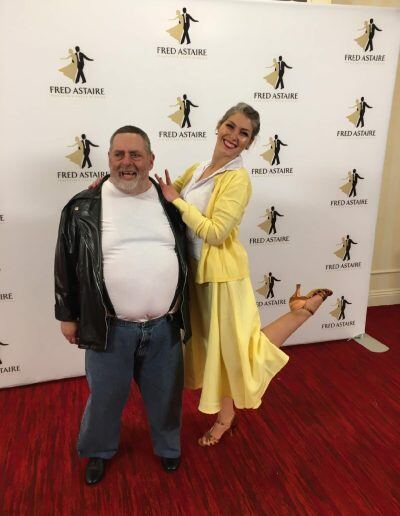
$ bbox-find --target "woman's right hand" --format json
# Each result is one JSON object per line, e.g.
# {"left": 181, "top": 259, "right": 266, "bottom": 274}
{"left": 155, "top": 170, "right": 180, "bottom": 202}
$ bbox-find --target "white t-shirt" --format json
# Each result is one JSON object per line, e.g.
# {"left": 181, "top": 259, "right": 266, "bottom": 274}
{"left": 101, "top": 180, "right": 179, "bottom": 321}
{"left": 181, "top": 155, "right": 244, "bottom": 260}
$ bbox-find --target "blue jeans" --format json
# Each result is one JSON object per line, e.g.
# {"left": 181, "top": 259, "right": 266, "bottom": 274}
{"left": 77, "top": 314, "right": 183, "bottom": 459}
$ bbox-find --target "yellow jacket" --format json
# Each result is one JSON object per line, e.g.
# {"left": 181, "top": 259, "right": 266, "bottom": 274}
{"left": 172, "top": 163, "right": 252, "bottom": 284}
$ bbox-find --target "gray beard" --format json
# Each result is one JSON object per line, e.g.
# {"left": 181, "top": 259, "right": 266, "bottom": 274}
{"left": 110, "top": 175, "right": 140, "bottom": 194}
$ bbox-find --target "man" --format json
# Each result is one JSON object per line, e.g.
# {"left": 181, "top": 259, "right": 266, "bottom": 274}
{"left": 55, "top": 126, "right": 190, "bottom": 485}
{"left": 271, "top": 134, "right": 287, "bottom": 166}
{"left": 80, "top": 133, "right": 99, "bottom": 169}
{"left": 275, "top": 55, "right": 292, "bottom": 90}
{"left": 266, "top": 272, "right": 281, "bottom": 299}
{"left": 365, "top": 18, "right": 382, "bottom": 52}
{"left": 269, "top": 206, "right": 284, "bottom": 235}
{"left": 180, "top": 7, "right": 199, "bottom": 45}
{"left": 74, "top": 46, "right": 94, "bottom": 84}
{"left": 356, "top": 97, "right": 372, "bottom": 128}
{"left": 349, "top": 168, "right": 364, "bottom": 198}
{"left": 343, "top": 234, "right": 357, "bottom": 261}
{"left": 338, "top": 295, "right": 352, "bottom": 320}
{"left": 181, "top": 94, "right": 199, "bottom": 129}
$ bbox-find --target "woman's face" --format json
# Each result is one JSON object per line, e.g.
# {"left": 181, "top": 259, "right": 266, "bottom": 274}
{"left": 215, "top": 112, "right": 253, "bottom": 160}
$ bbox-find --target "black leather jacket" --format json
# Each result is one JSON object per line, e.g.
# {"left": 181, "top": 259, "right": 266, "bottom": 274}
{"left": 54, "top": 176, "right": 191, "bottom": 351}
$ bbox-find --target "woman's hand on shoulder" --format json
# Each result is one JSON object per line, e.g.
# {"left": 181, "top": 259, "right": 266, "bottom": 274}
{"left": 155, "top": 170, "right": 180, "bottom": 202}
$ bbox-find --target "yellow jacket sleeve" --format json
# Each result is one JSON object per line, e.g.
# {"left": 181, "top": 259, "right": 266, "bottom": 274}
{"left": 172, "top": 174, "right": 251, "bottom": 247}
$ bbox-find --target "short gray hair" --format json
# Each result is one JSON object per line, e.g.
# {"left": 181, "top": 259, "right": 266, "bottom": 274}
{"left": 109, "top": 125, "right": 152, "bottom": 154}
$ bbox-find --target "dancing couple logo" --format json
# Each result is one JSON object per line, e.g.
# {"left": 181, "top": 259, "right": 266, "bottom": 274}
{"left": 330, "top": 168, "right": 368, "bottom": 207}
{"left": 255, "top": 272, "right": 287, "bottom": 308}
{"left": 325, "top": 234, "right": 362, "bottom": 271}
{"left": 345, "top": 19, "right": 385, "bottom": 62}
{"left": 157, "top": 7, "right": 206, "bottom": 57}
{"left": 321, "top": 294, "right": 355, "bottom": 329}
{"left": 337, "top": 96, "right": 376, "bottom": 138}
{"left": 57, "top": 133, "right": 107, "bottom": 181}
{"left": 249, "top": 205, "right": 290, "bottom": 245}
{"left": 158, "top": 94, "right": 206, "bottom": 140}
{"left": 252, "top": 133, "right": 293, "bottom": 176}
{"left": 50, "top": 46, "right": 105, "bottom": 97}
{"left": 254, "top": 55, "right": 298, "bottom": 101}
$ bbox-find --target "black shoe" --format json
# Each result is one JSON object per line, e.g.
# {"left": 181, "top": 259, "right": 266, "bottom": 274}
{"left": 85, "top": 458, "right": 106, "bottom": 485}
{"left": 160, "top": 456, "right": 181, "bottom": 472}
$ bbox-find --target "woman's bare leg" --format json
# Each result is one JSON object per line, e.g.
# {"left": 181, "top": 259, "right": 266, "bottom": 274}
{"left": 262, "top": 295, "right": 324, "bottom": 348}
{"left": 198, "top": 397, "right": 235, "bottom": 445}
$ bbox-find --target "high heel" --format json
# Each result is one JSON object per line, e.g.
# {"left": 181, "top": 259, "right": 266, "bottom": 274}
{"left": 198, "top": 415, "right": 237, "bottom": 447}
{"left": 289, "top": 284, "right": 333, "bottom": 315}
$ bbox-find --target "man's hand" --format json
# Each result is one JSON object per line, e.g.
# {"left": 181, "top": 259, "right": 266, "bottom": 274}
{"left": 155, "top": 170, "right": 179, "bottom": 202}
{"left": 61, "top": 321, "right": 80, "bottom": 344}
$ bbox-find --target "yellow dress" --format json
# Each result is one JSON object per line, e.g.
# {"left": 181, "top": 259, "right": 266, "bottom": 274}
{"left": 330, "top": 299, "right": 341, "bottom": 319}
{"left": 58, "top": 52, "right": 77, "bottom": 81}
{"left": 347, "top": 103, "right": 360, "bottom": 126}
{"left": 173, "top": 162, "right": 289, "bottom": 414}
{"left": 168, "top": 98, "right": 184, "bottom": 126}
{"left": 256, "top": 277, "right": 269, "bottom": 298}
{"left": 334, "top": 242, "right": 346, "bottom": 260}
{"left": 260, "top": 141, "right": 275, "bottom": 164}
{"left": 65, "top": 139, "right": 83, "bottom": 166}
{"left": 355, "top": 25, "right": 369, "bottom": 50}
{"left": 166, "top": 14, "right": 183, "bottom": 42}
{"left": 264, "top": 64, "right": 278, "bottom": 88}
{"left": 258, "top": 211, "right": 271, "bottom": 234}
{"left": 340, "top": 177, "right": 352, "bottom": 196}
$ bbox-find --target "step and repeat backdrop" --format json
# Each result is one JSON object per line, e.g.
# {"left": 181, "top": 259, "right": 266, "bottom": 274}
{"left": 0, "top": 0, "right": 399, "bottom": 387}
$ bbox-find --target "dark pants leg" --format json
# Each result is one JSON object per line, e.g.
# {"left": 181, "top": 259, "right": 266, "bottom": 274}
{"left": 77, "top": 316, "right": 183, "bottom": 459}
{"left": 77, "top": 323, "right": 135, "bottom": 459}
{"left": 134, "top": 316, "right": 183, "bottom": 458}
{"left": 181, "top": 113, "right": 191, "bottom": 128}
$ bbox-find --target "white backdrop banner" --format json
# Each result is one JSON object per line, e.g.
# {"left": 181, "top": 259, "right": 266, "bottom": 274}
{"left": 0, "top": 0, "right": 399, "bottom": 387}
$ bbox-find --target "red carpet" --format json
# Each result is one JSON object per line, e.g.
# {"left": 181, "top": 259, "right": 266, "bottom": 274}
{"left": 1, "top": 305, "right": 399, "bottom": 515}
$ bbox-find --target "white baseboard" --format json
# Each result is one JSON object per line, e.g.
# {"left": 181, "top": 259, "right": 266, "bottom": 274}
{"left": 368, "top": 288, "right": 400, "bottom": 306}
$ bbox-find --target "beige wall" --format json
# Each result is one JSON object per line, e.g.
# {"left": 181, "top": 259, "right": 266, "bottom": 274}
{"left": 334, "top": 0, "right": 400, "bottom": 305}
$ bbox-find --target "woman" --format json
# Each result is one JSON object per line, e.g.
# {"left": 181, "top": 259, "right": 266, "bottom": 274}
{"left": 155, "top": 103, "right": 332, "bottom": 446}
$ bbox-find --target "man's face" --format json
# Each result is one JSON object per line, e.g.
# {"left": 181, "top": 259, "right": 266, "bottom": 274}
{"left": 108, "top": 133, "right": 154, "bottom": 194}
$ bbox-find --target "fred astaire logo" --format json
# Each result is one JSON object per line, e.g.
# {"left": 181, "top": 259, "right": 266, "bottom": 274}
{"left": 345, "top": 18, "right": 385, "bottom": 63}
{"left": 255, "top": 272, "right": 287, "bottom": 308}
{"left": 158, "top": 94, "right": 206, "bottom": 140}
{"left": 157, "top": 7, "right": 207, "bottom": 57}
{"left": 321, "top": 294, "right": 355, "bottom": 329}
{"left": 0, "top": 341, "right": 21, "bottom": 373}
{"left": 254, "top": 55, "right": 298, "bottom": 101}
{"left": 57, "top": 133, "right": 107, "bottom": 181}
{"left": 249, "top": 205, "right": 290, "bottom": 245}
{"left": 325, "top": 234, "right": 362, "bottom": 271}
{"left": 251, "top": 133, "right": 293, "bottom": 176}
{"left": 330, "top": 168, "right": 368, "bottom": 207}
{"left": 337, "top": 96, "right": 376, "bottom": 138}
{"left": 50, "top": 46, "right": 105, "bottom": 97}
